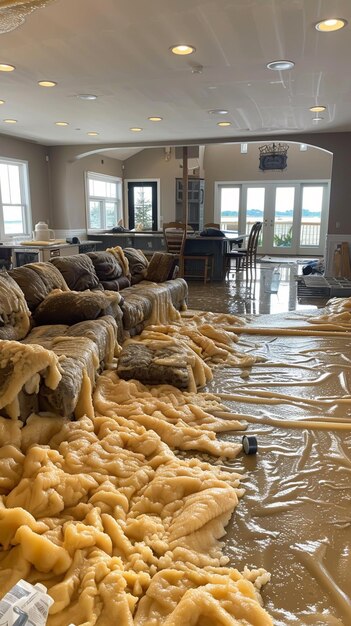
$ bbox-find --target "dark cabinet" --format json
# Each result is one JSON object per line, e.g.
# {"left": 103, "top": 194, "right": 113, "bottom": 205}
{"left": 175, "top": 178, "right": 204, "bottom": 231}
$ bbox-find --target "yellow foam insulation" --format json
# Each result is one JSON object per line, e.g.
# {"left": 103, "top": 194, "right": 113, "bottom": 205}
{"left": 0, "top": 307, "right": 275, "bottom": 624}
{"left": 0, "top": 341, "right": 62, "bottom": 419}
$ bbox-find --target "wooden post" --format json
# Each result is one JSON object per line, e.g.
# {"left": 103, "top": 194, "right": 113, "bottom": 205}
{"left": 182, "top": 146, "right": 188, "bottom": 228}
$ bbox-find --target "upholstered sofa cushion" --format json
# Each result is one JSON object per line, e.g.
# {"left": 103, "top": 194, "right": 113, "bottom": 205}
{"left": 9, "top": 262, "right": 69, "bottom": 312}
{"left": 117, "top": 343, "right": 190, "bottom": 388}
{"left": 146, "top": 252, "right": 178, "bottom": 282}
{"left": 120, "top": 289, "right": 153, "bottom": 330}
{"left": 87, "top": 251, "right": 127, "bottom": 291}
{"left": 0, "top": 271, "right": 31, "bottom": 341}
{"left": 123, "top": 248, "right": 149, "bottom": 284}
{"left": 50, "top": 254, "right": 101, "bottom": 291}
{"left": 33, "top": 289, "right": 122, "bottom": 326}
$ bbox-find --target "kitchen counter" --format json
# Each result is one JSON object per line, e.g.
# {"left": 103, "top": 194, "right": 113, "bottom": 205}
{"left": 0, "top": 240, "right": 102, "bottom": 268}
{"left": 88, "top": 232, "right": 228, "bottom": 280}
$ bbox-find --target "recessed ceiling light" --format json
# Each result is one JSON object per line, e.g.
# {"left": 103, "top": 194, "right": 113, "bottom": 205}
{"left": 55, "top": 121, "right": 69, "bottom": 126}
{"left": 0, "top": 63, "right": 15, "bottom": 72}
{"left": 148, "top": 116, "right": 163, "bottom": 122}
{"left": 315, "top": 18, "right": 347, "bottom": 32}
{"left": 3, "top": 119, "right": 17, "bottom": 123}
{"left": 130, "top": 127, "right": 143, "bottom": 132}
{"left": 78, "top": 94, "right": 97, "bottom": 100}
{"left": 87, "top": 131, "right": 99, "bottom": 136}
{"left": 170, "top": 44, "right": 196, "bottom": 55}
{"left": 38, "top": 80, "right": 57, "bottom": 87}
{"left": 267, "top": 60, "right": 295, "bottom": 71}
{"left": 208, "top": 109, "right": 229, "bottom": 115}
{"left": 217, "top": 121, "right": 232, "bottom": 127}
{"left": 312, "top": 116, "right": 324, "bottom": 122}
{"left": 309, "top": 105, "right": 326, "bottom": 112}
{"left": 0, "top": 100, "right": 5, "bottom": 105}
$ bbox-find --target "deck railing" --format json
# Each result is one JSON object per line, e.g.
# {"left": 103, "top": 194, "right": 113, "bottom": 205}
{"left": 221, "top": 220, "right": 320, "bottom": 247}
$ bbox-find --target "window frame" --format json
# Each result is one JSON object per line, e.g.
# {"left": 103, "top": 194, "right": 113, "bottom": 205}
{"left": 0, "top": 157, "right": 31, "bottom": 239}
{"left": 85, "top": 171, "right": 123, "bottom": 232}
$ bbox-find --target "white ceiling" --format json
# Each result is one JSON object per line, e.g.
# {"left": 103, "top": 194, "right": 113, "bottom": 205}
{"left": 0, "top": 0, "right": 350, "bottom": 146}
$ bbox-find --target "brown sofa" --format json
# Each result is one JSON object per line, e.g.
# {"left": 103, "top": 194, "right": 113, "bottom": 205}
{"left": 0, "top": 248, "right": 187, "bottom": 421}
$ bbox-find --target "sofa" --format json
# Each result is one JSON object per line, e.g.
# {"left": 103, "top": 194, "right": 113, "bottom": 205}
{"left": 0, "top": 248, "right": 188, "bottom": 422}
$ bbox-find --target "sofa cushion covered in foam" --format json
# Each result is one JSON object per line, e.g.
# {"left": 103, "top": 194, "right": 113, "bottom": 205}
{"left": 145, "top": 252, "right": 178, "bottom": 282}
{"left": 33, "top": 289, "right": 121, "bottom": 326}
{"left": 0, "top": 271, "right": 31, "bottom": 340}
{"left": 50, "top": 254, "right": 101, "bottom": 291}
{"left": 117, "top": 343, "right": 190, "bottom": 388}
{"left": 87, "top": 250, "right": 124, "bottom": 286}
{"left": 123, "top": 248, "right": 149, "bottom": 284}
{"left": 9, "top": 262, "right": 69, "bottom": 311}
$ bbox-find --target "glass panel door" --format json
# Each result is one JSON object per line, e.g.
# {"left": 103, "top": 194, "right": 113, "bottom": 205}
{"left": 219, "top": 185, "right": 240, "bottom": 231}
{"left": 273, "top": 186, "right": 295, "bottom": 250}
{"left": 245, "top": 187, "right": 265, "bottom": 234}
{"left": 298, "top": 185, "right": 326, "bottom": 254}
{"left": 127, "top": 182, "right": 158, "bottom": 231}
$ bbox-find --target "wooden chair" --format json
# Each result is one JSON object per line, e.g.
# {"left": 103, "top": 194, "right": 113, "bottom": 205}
{"left": 226, "top": 222, "right": 262, "bottom": 275}
{"left": 163, "top": 221, "right": 213, "bottom": 283}
{"left": 204, "top": 222, "right": 220, "bottom": 229}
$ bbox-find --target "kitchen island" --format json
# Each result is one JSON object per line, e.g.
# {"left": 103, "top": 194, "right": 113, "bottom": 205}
{"left": 88, "top": 232, "right": 229, "bottom": 280}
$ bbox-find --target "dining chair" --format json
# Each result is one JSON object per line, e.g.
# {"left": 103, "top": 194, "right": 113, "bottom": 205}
{"left": 163, "top": 221, "right": 213, "bottom": 283}
{"left": 163, "top": 222, "right": 187, "bottom": 277}
{"left": 204, "top": 222, "right": 220, "bottom": 229}
{"left": 225, "top": 221, "right": 262, "bottom": 276}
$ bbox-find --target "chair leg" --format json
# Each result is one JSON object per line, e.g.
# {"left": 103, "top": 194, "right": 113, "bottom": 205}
{"left": 179, "top": 256, "right": 184, "bottom": 278}
{"left": 204, "top": 257, "right": 208, "bottom": 284}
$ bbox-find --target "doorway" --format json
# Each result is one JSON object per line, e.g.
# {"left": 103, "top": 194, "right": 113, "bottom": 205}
{"left": 126, "top": 181, "right": 158, "bottom": 231}
{"left": 215, "top": 180, "right": 330, "bottom": 256}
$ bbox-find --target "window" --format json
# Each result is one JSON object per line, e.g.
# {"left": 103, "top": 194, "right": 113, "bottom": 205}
{"left": 86, "top": 172, "right": 122, "bottom": 230}
{"left": 0, "top": 159, "right": 30, "bottom": 238}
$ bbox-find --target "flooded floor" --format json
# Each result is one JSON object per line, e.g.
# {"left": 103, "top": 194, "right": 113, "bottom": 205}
{"left": 187, "top": 260, "right": 328, "bottom": 315}
{"left": 186, "top": 262, "right": 351, "bottom": 625}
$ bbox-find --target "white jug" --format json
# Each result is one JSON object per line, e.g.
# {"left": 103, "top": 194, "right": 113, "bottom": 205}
{"left": 32, "top": 221, "right": 55, "bottom": 241}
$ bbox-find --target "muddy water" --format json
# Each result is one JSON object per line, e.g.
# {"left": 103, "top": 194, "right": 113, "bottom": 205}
{"left": 206, "top": 332, "right": 351, "bottom": 625}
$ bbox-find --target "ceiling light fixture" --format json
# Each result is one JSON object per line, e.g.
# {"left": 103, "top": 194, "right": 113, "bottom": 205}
{"left": 0, "top": 100, "right": 5, "bottom": 105}
{"left": 312, "top": 116, "right": 324, "bottom": 122}
{"left": 0, "top": 63, "right": 15, "bottom": 72}
{"left": 315, "top": 18, "right": 347, "bottom": 32}
{"left": 38, "top": 80, "right": 57, "bottom": 87}
{"left": 78, "top": 94, "right": 97, "bottom": 100}
{"left": 170, "top": 44, "right": 196, "bottom": 55}
{"left": 55, "top": 121, "right": 69, "bottom": 126}
{"left": 208, "top": 109, "right": 229, "bottom": 115}
{"left": 309, "top": 105, "right": 326, "bottom": 112}
{"left": 217, "top": 121, "right": 232, "bottom": 127}
{"left": 129, "top": 127, "right": 143, "bottom": 132}
{"left": 3, "top": 118, "right": 17, "bottom": 123}
{"left": 148, "top": 116, "right": 163, "bottom": 122}
{"left": 87, "top": 131, "right": 99, "bottom": 136}
{"left": 266, "top": 60, "right": 295, "bottom": 71}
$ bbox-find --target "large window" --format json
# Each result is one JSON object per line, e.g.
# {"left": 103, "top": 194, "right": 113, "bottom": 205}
{"left": 86, "top": 172, "right": 122, "bottom": 230}
{"left": 0, "top": 159, "right": 30, "bottom": 238}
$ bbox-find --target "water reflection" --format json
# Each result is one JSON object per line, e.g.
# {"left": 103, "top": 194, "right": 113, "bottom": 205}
{"left": 187, "top": 261, "right": 327, "bottom": 315}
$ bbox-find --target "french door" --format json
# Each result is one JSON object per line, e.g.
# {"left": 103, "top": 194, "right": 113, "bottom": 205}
{"left": 217, "top": 181, "right": 330, "bottom": 256}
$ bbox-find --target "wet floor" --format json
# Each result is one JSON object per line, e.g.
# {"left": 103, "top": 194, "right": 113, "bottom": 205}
{"left": 187, "top": 260, "right": 328, "bottom": 315}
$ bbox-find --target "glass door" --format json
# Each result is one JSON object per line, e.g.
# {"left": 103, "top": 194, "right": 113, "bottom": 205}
{"left": 240, "top": 182, "right": 329, "bottom": 256}
{"left": 298, "top": 184, "right": 328, "bottom": 255}
{"left": 127, "top": 181, "right": 158, "bottom": 231}
{"left": 218, "top": 184, "right": 240, "bottom": 231}
{"left": 264, "top": 185, "right": 298, "bottom": 255}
